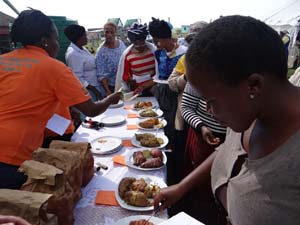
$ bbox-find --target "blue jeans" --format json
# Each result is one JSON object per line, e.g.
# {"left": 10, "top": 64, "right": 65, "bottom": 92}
{"left": 0, "top": 162, "right": 27, "bottom": 189}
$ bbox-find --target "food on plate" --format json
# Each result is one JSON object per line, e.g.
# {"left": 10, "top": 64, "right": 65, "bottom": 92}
{"left": 150, "top": 148, "right": 163, "bottom": 159}
{"left": 135, "top": 133, "right": 155, "bottom": 141}
{"left": 134, "top": 101, "right": 153, "bottom": 109}
{"left": 129, "top": 220, "right": 154, "bottom": 225}
{"left": 139, "top": 109, "right": 158, "bottom": 117}
{"left": 133, "top": 149, "right": 164, "bottom": 168}
{"left": 118, "top": 177, "right": 136, "bottom": 198}
{"left": 133, "top": 151, "right": 146, "bottom": 165}
{"left": 140, "top": 158, "right": 163, "bottom": 168}
{"left": 131, "top": 179, "right": 148, "bottom": 191}
{"left": 118, "top": 177, "right": 160, "bottom": 207}
{"left": 124, "top": 191, "right": 149, "bottom": 207}
{"left": 138, "top": 118, "right": 163, "bottom": 129}
{"left": 140, "top": 137, "right": 163, "bottom": 147}
{"left": 135, "top": 133, "right": 164, "bottom": 147}
{"left": 98, "top": 139, "right": 107, "bottom": 143}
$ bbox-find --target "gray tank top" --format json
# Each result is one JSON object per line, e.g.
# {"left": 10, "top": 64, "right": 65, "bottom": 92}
{"left": 211, "top": 129, "right": 300, "bottom": 225}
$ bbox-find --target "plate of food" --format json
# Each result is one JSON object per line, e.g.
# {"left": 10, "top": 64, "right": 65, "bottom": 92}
{"left": 131, "top": 133, "right": 168, "bottom": 148}
{"left": 138, "top": 109, "right": 163, "bottom": 118}
{"left": 90, "top": 136, "right": 122, "bottom": 155}
{"left": 114, "top": 215, "right": 165, "bottom": 225}
{"left": 116, "top": 175, "right": 167, "bottom": 211}
{"left": 109, "top": 100, "right": 124, "bottom": 108}
{"left": 100, "top": 115, "right": 126, "bottom": 126}
{"left": 137, "top": 118, "right": 167, "bottom": 131}
{"left": 133, "top": 101, "right": 154, "bottom": 110}
{"left": 126, "top": 149, "right": 167, "bottom": 171}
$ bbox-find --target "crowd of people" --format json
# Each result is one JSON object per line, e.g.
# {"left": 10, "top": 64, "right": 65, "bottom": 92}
{"left": 1, "top": 8, "right": 300, "bottom": 225}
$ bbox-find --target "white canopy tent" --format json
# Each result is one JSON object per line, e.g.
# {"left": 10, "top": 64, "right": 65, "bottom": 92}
{"left": 264, "top": 0, "right": 300, "bottom": 68}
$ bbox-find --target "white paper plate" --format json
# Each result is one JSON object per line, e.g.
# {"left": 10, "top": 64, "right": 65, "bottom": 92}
{"left": 90, "top": 136, "right": 122, "bottom": 155}
{"left": 101, "top": 115, "right": 126, "bottom": 126}
{"left": 137, "top": 118, "right": 167, "bottom": 131}
{"left": 138, "top": 109, "right": 163, "bottom": 118}
{"left": 153, "top": 79, "right": 169, "bottom": 84}
{"left": 131, "top": 133, "right": 169, "bottom": 149}
{"left": 115, "top": 175, "right": 167, "bottom": 211}
{"left": 125, "top": 149, "right": 167, "bottom": 171}
{"left": 113, "top": 215, "right": 165, "bottom": 225}
{"left": 109, "top": 100, "right": 124, "bottom": 108}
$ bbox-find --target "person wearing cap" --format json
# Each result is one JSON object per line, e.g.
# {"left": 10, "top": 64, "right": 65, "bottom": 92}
{"left": 115, "top": 23, "right": 157, "bottom": 96}
{"left": 280, "top": 30, "right": 290, "bottom": 60}
{"left": 64, "top": 24, "right": 102, "bottom": 101}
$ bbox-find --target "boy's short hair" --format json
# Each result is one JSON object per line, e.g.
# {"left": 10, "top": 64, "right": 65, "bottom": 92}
{"left": 186, "top": 15, "right": 287, "bottom": 86}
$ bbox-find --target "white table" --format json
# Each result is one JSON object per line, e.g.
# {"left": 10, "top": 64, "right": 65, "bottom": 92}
{"left": 72, "top": 97, "right": 168, "bottom": 225}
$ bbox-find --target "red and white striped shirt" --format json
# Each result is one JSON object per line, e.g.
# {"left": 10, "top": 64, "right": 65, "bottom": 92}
{"left": 122, "top": 48, "right": 155, "bottom": 85}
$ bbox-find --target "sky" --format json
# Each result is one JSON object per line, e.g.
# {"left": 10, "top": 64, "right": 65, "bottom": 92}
{"left": 0, "top": 0, "right": 298, "bottom": 28}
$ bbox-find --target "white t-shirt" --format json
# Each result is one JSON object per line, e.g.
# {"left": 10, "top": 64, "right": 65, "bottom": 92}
{"left": 65, "top": 43, "right": 98, "bottom": 87}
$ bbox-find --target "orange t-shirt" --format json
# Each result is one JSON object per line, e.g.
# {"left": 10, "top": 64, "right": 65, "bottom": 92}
{"left": 0, "top": 46, "right": 90, "bottom": 165}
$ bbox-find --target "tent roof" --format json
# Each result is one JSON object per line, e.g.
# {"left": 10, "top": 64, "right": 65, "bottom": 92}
{"left": 264, "top": 1, "right": 300, "bottom": 25}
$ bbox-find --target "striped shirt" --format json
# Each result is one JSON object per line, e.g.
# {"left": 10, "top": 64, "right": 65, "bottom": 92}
{"left": 122, "top": 48, "right": 155, "bottom": 83}
{"left": 181, "top": 82, "right": 227, "bottom": 134}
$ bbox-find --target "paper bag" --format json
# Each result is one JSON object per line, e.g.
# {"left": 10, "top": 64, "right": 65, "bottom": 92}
{"left": 49, "top": 140, "right": 94, "bottom": 186}
{"left": 0, "top": 189, "right": 57, "bottom": 225}
{"left": 32, "top": 148, "right": 82, "bottom": 203}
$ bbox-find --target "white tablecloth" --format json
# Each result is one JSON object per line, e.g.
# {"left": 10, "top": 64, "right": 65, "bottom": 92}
{"left": 72, "top": 97, "right": 168, "bottom": 225}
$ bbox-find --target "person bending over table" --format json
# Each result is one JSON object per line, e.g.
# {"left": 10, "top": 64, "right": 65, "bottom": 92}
{"left": 154, "top": 15, "right": 300, "bottom": 225}
{"left": 115, "top": 22, "right": 157, "bottom": 96}
{"left": 0, "top": 9, "right": 121, "bottom": 189}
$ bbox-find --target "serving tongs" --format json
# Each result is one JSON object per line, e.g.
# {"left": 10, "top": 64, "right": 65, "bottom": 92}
{"left": 142, "top": 204, "right": 162, "bottom": 225}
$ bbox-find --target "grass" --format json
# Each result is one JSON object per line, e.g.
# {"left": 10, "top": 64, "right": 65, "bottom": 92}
{"left": 288, "top": 68, "right": 296, "bottom": 78}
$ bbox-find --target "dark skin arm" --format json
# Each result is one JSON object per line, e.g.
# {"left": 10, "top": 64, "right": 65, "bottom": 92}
{"left": 154, "top": 151, "right": 217, "bottom": 210}
{"left": 198, "top": 125, "right": 221, "bottom": 146}
{"left": 86, "top": 85, "right": 102, "bottom": 100}
{"left": 134, "top": 80, "right": 155, "bottom": 94}
{"left": 73, "top": 92, "right": 121, "bottom": 117}
{"left": 100, "top": 78, "right": 112, "bottom": 96}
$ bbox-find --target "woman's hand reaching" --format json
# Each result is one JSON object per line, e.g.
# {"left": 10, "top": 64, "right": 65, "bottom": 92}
{"left": 153, "top": 184, "right": 185, "bottom": 211}
{"left": 201, "top": 126, "right": 220, "bottom": 146}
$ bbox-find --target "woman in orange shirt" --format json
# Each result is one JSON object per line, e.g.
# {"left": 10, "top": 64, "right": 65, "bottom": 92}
{"left": 0, "top": 9, "right": 121, "bottom": 189}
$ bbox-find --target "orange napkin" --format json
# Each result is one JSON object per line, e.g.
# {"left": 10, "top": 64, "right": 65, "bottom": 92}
{"left": 127, "top": 113, "right": 139, "bottom": 118}
{"left": 95, "top": 190, "right": 120, "bottom": 206}
{"left": 123, "top": 105, "right": 133, "bottom": 110}
{"left": 127, "top": 124, "right": 138, "bottom": 130}
{"left": 122, "top": 139, "right": 134, "bottom": 147}
{"left": 113, "top": 155, "right": 126, "bottom": 166}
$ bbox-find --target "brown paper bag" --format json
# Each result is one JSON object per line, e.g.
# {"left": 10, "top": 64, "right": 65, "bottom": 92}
{"left": 32, "top": 148, "right": 82, "bottom": 203}
{"left": 24, "top": 149, "right": 82, "bottom": 225}
{"left": 49, "top": 140, "right": 94, "bottom": 186}
{"left": 20, "top": 159, "right": 75, "bottom": 225}
{"left": 0, "top": 189, "right": 57, "bottom": 225}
